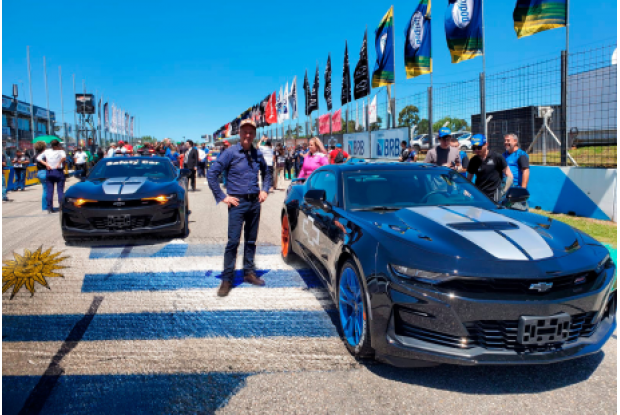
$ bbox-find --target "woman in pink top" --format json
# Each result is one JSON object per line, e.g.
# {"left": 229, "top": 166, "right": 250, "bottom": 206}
{"left": 298, "top": 137, "right": 328, "bottom": 178}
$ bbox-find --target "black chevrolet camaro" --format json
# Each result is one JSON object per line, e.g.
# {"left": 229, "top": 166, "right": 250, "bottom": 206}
{"left": 61, "top": 157, "right": 191, "bottom": 242}
{"left": 281, "top": 162, "right": 616, "bottom": 366}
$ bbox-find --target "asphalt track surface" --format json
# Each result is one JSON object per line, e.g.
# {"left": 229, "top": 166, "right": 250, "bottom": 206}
{"left": 2, "top": 177, "right": 617, "bottom": 414}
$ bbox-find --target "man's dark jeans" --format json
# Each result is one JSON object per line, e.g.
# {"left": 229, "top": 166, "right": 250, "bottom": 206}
{"left": 222, "top": 197, "right": 261, "bottom": 282}
{"left": 46, "top": 169, "right": 65, "bottom": 210}
{"left": 14, "top": 168, "right": 26, "bottom": 190}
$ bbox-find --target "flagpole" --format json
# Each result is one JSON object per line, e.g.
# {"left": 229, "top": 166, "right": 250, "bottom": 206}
{"left": 391, "top": 5, "right": 396, "bottom": 128}
{"left": 27, "top": 46, "right": 36, "bottom": 139}
{"left": 59, "top": 66, "right": 65, "bottom": 143}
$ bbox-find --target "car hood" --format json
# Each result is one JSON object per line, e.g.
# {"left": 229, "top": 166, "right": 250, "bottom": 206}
{"left": 348, "top": 206, "right": 582, "bottom": 262}
{"left": 66, "top": 177, "right": 178, "bottom": 199}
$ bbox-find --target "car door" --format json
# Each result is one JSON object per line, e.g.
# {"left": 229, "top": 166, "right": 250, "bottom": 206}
{"left": 296, "top": 173, "right": 324, "bottom": 271}
{"left": 304, "top": 170, "right": 340, "bottom": 286}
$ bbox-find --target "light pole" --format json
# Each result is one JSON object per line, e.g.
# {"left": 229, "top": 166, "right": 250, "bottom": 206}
{"left": 12, "top": 84, "right": 18, "bottom": 149}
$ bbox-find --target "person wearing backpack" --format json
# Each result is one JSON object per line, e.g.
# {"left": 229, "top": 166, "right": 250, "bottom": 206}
{"left": 329, "top": 143, "right": 348, "bottom": 164}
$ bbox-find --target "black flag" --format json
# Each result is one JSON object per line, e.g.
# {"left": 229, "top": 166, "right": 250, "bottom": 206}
{"left": 354, "top": 30, "right": 370, "bottom": 100}
{"left": 342, "top": 41, "right": 352, "bottom": 106}
{"left": 324, "top": 54, "right": 332, "bottom": 111}
{"left": 307, "top": 65, "right": 319, "bottom": 115}
{"left": 303, "top": 70, "right": 310, "bottom": 116}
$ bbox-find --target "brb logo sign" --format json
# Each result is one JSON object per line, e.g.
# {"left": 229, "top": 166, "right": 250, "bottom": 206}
{"left": 376, "top": 138, "right": 400, "bottom": 158}
{"left": 452, "top": 0, "right": 473, "bottom": 29}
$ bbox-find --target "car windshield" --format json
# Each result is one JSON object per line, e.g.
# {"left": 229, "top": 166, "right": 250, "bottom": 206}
{"left": 88, "top": 158, "right": 175, "bottom": 182}
{"left": 344, "top": 170, "right": 497, "bottom": 210}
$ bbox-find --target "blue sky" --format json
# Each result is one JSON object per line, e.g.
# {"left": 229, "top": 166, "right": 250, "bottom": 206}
{"left": 2, "top": 0, "right": 616, "bottom": 141}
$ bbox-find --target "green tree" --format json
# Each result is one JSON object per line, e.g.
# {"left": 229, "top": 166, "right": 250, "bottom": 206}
{"left": 369, "top": 116, "right": 383, "bottom": 131}
{"left": 417, "top": 119, "right": 429, "bottom": 134}
{"left": 433, "top": 117, "right": 469, "bottom": 133}
{"left": 140, "top": 135, "right": 156, "bottom": 143}
{"left": 398, "top": 105, "right": 420, "bottom": 128}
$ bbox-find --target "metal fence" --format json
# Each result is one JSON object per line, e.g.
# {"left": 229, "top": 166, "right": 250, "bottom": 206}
{"left": 253, "top": 44, "right": 616, "bottom": 168}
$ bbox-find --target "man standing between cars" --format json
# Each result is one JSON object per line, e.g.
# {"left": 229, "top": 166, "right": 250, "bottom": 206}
{"left": 503, "top": 133, "right": 530, "bottom": 188}
{"left": 424, "top": 127, "right": 461, "bottom": 169}
{"left": 466, "top": 134, "right": 514, "bottom": 202}
{"left": 184, "top": 140, "right": 198, "bottom": 191}
{"left": 329, "top": 143, "right": 348, "bottom": 164}
{"left": 106, "top": 143, "right": 117, "bottom": 158}
{"left": 207, "top": 120, "right": 271, "bottom": 297}
{"left": 198, "top": 143, "right": 207, "bottom": 178}
{"left": 258, "top": 137, "right": 275, "bottom": 193}
{"left": 11, "top": 149, "right": 29, "bottom": 191}
{"left": 74, "top": 147, "right": 89, "bottom": 178}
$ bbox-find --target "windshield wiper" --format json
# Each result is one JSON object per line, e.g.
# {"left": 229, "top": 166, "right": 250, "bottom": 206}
{"left": 353, "top": 206, "right": 401, "bottom": 212}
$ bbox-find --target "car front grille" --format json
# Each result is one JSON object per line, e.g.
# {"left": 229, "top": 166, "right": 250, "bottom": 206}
{"left": 436, "top": 271, "right": 600, "bottom": 295}
{"left": 90, "top": 215, "right": 151, "bottom": 230}
{"left": 396, "top": 311, "right": 600, "bottom": 352}
{"left": 150, "top": 212, "right": 178, "bottom": 227}
{"left": 82, "top": 199, "right": 160, "bottom": 208}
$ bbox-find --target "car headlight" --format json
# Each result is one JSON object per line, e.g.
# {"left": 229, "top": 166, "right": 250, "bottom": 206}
{"left": 141, "top": 194, "right": 177, "bottom": 204}
{"left": 596, "top": 253, "right": 613, "bottom": 274}
{"left": 390, "top": 264, "right": 455, "bottom": 284}
{"left": 66, "top": 197, "right": 96, "bottom": 207}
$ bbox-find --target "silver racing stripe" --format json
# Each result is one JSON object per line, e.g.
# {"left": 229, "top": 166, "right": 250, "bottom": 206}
{"left": 409, "top": 206, "right": 531, "bottom": 261}
{"left": 120, "top": 177, "right": 148, "bottom": 194}
{"left": 102, "top": 177, "right": 148, "bottom": 195}
{"left": 447, "top": 206, "right": 553, "bottom": 260}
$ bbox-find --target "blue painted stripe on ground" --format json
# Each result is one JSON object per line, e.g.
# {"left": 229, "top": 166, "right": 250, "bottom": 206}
{"left": 81, "top": 269, "right": 322, "bottom": 292}
{"left": 3, "top": 310, "right": 340, "bottom": 342}
{"left": 89, "top": 244, "right": 281, "bottom": 259}
{"left": 3, "top": 373, "right": 251, "bottom": 415}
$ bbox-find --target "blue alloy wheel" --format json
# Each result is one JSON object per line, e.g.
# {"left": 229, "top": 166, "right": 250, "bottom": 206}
{"left": 339, "top": 267, "right": 365, "bottom": 347}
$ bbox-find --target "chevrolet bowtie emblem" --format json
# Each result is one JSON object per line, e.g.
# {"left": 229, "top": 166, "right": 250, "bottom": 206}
{"left": 529, "top": 282, "right": 553, "bottom": 292}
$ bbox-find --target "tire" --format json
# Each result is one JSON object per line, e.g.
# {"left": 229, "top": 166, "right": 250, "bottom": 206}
{"left": 337, "top": 260, "right": 373, "bottom": 359}
{"left": 176, "top": 206, "right": 189, "bottom": 238}
{"left": 281, "top": 213, "right": 297, "bottom": 264}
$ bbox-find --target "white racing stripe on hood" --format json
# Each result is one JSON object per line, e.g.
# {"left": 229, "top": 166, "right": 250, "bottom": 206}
{"left": 408, "top": 206, "right": 529, "bottom": 261}
{"left": 102, "top": 177, "right": 148, "bottom": 195}
{"left": 447, "top": 206, "right": 553, "bottom": 260}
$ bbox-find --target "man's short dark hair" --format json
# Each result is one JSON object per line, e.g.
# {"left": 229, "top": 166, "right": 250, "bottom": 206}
{"left": 331, "top": 145, "right": 336, "bottom": 150}
{"left": 265, "top": 140, "right": 272, "bottom": 146}
{"left": 401, "top": 140, "right": 407, "bottom": 146}
{"left": 187, "top": 140, "right": 194, "bottom": 147}
{"left": 50, "top": 139, "right": 60, "bottom": 147}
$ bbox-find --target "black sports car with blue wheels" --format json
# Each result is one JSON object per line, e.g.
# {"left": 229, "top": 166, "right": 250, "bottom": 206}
{"left": 281, "top": 162, "right": 616, "bottom": 366}
{"left": 61, "top": 157, "right": 192, "bottom": 242}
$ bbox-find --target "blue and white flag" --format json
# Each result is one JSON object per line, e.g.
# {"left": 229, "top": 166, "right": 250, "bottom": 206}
{"left": 445, "top": 0, "right": 483, "bottom": 63}
{"left": 282, "top": 82, "right": 290, "bottom": 121}
{"left": 289, "top": 76, "right": 298, "bottom": 119}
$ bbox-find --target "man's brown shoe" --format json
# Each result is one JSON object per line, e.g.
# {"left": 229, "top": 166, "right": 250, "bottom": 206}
{"left": 217, "top": 280, "right": 233, "bottom": 297}
{"left": 244, "top": 271, "right": 266, "bottom": 286}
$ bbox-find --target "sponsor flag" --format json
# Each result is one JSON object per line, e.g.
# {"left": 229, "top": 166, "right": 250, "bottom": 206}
{"left": 362, "top": 100, "right": 366, "bottom": 129}
{"left": 110, "top": 104, "right": 115, "bottom": 134}
{"left": 289, "top": 76, "right": 298, "bottom": 119}
{"left": 98, "top": 98, "right": 102, "bottom": 129}
{"left": 318, "top": 113, "right": 331, "bottom": 134}
{"left": 130, "top": 116, "right": 134, "bottom": 137}
{"left": 354, "top": 30, "right": 370, "bottom": 100}
{"left": 332, "top": 108, "right": 342, "bottom": 132}
{"left": 231, "top": 118, "right": 240, "bottom": 136}
{"left": 405, "top": 0, "right": 432, "bottom": 78}
{"left": 341, "top": 41, "right": 352, "bottom": 106}
{"left": 303, "top": 70, "right": 310, "bottom": 116}
{"left": 265, "top": 92, "right": 278, "bottom": 124}
{"left": 282, "top": 82, "right": 290, "bottom": 121}
{"left": 369, "top": 95, "right": 377, "bottom": 124}
{"left": 104, "top": 102, "right": 109, "bottom": 132}
{"left": 445, "top": 0, "right": 483, "bottom": 63}
{"left": 513, "top": 0, "right": 567, "bottom": 39}
{"left": 276, "top": 87, "right": 283, "bottom": 124}
{"left": 307, "top": 66, "right": 319, "bottom": 115}
{"left": 324, "top": 54, "right": 332, "bottom": 111}
{"left": 225, "top": 123, "right": 231, "bottom": 137}
{"left": 125, "top": 113, "right": 130, "bottom": 135}
{"left": 372, "top": 6, "right": 395, "bottom": 87}
{"left": 355, "top": 102, "right": 359, "bottom": 130}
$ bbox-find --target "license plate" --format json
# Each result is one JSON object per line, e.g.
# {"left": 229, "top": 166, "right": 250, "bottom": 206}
{"left": 517, "top": 313, "right": 571, "bottom": 346}
{"left": 108, "top": 214, "right": 131, "bottom": 227}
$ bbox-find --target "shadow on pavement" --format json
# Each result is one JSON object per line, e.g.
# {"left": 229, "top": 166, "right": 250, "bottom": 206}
{"left": 364, "top": 351, "right": 605, "bottom": 395}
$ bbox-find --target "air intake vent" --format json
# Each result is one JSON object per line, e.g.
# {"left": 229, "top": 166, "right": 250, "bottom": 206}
{"left": 447, "top": 221, "right": 519, "bottom": 231}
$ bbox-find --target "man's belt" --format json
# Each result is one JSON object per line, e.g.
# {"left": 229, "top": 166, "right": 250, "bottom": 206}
{"left": 229, "top": 193, "right": 259, "bottom": 201}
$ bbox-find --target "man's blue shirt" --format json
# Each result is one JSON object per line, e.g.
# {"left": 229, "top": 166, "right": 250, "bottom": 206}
{"left": 207, "top": 143, "right": 271, "bottom": 204}
{"left": 502, "top": 148, "right": 529, "bottom": 187}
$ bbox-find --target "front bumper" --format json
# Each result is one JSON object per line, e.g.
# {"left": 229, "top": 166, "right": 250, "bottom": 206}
{"left": 61, "top": 201, "right": 184, "bottom": 237}
{"left": 369, "top": 267, "right": 617, "bottom": 366}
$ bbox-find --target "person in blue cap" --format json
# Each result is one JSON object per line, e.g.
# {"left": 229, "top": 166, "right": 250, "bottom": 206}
{"left": 329, "top": 143, "right": 349, "bottom": 164}
{"left": 466, "top": 134, "right": 513, "bottom": 202}
{"left": 424, "top": 127, "right": 461, "bottom": 169}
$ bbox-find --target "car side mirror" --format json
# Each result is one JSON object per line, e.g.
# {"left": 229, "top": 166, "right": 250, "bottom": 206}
{"left": 504, "top": 187, "right": 530, "bottom": 209}
{"left": 304, "top": 189, "right": 327, "bottom": 209}
{"left": 178, "top": 168, "right": 192, "bottom": 179}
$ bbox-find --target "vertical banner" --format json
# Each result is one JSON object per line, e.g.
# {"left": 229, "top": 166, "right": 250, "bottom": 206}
{"left": 98, "top": 98, "right": 102, "bottom": 130}
{"left": 308, "top": 66, "right": 319, "bottom": 115}
{"left": 276, "top": 87, "right": 283, "bottom": 124}
{"left": 130, "top": 116, "right": 134, "bottom": 137}
{"left": 265, "top": 92, "right": 278, "bottom": 124}
{"left": 303, "top": 70, "right": 310, "bottom": 116}
{"left": 369, "top": 95, "right": 378, "bottom": 124}
{"left": 290, "top": 76, "right": 298, "bottom": 119}
{"left": 125, "top": 112, "right": 129, "bottom": 135}
{"left": 354, "top": 30, "right": 370, "bottom": 100}
{"left": 372, "top": 6, "right": 396, "bottom": 87}
{"left": 319, "top": 113, "right": 331, "bottom": 134}
{"left": 445, "top": 0, "right": 483, "bottom": 64}
{"left": 341, "top": 41, "right": 352, "bottom": 106}
{"left": 405, "top": 0, "right": 433, "bottom": 78}
{"left": 513, "top": 0, "right": 567, "bottom": 39}
{"left": 324, "top": 54, "right": 332, "bottom": 111}
{"left": 332, "top": 109, "right": 342, "bottom": 132}
{"left": 104, "top": 102, "right": 109, "bottom": 132}
{"left": 283, "top": 83, "right": 290, "bottom": 121}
